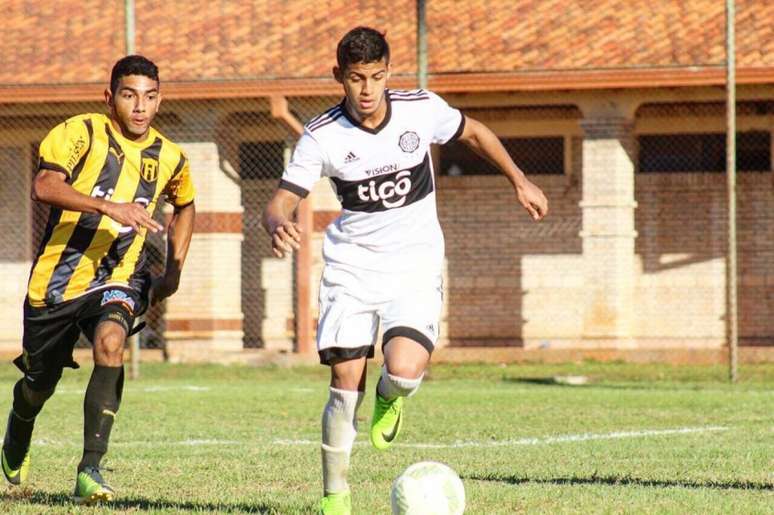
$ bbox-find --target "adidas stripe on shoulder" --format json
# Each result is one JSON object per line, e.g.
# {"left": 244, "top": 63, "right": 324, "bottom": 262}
{"left": 307, "top": 104, "right": 340, "bottom": 125}
{"left": 307, "top": 106, "right": 344, "bottom": 132}
{"left": 388, "top": 89, "right": 430, "bottom": 102}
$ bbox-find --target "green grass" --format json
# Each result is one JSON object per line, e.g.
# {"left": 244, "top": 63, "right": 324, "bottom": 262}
{"left": 0, "top": 361, "right": 771, "bottom": 513}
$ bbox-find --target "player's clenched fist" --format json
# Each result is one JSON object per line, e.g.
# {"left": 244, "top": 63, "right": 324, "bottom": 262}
{"left": 515, "top": 179, "right": 549, "bottom": 221}
{"left": 270, "top": 220, "right": 302, "bottom": 258}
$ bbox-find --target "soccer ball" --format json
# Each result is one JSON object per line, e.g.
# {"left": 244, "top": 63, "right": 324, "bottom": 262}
{"left": 391, "top": 461, "right": 465, "bottom": 515}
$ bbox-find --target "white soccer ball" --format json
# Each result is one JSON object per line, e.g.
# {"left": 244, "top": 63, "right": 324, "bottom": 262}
{"left": 391, "top": 461, "right": 465, "bottom": 515}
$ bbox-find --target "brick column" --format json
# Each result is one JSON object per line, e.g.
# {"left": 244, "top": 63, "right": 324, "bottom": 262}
{"left": 163, "top": 112, "right": 245, "bottom": 357}
{"left": 579, "top": 114, "right": 637, "bottom": 345}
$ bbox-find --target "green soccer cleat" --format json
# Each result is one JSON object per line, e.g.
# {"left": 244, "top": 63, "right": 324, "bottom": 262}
{"left": 1, "top": 445, "right": 30, "bottom": 486}
{"left": 73, "top": 466, "right": 115, "bottom": 505}
{"left": 320, "top": 491, "right": 351, "bottom": 515}
{"left": 370, "top": 392, "right": 404, "bottom": 451}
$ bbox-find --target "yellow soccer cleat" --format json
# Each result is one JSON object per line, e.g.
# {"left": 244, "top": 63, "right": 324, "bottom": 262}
{"left": 320, "top": 490, "right": 351, "bottom": 515}
{"left": 73, "top": 466, "right": 115, "bottom": 505}
{"left": 370, "top": 393, "right": 404, "bottom": 451}
{"left": 1, "top": 445, "right": 30, "bottom": 486}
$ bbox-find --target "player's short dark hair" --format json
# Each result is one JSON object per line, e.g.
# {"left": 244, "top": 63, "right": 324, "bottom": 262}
{"left": 110, "top": 55, "right": 159, "bottom": 95}
{"left": 336, "top": 27, "right": 390, "bottom": 70}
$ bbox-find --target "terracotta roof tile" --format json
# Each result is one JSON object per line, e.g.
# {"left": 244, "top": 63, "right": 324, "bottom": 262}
{"left": 3, "top": 0, "right": 124, "bottom": 84}
{"left": 1, "top": 0, "right": 771, "bottom": 86}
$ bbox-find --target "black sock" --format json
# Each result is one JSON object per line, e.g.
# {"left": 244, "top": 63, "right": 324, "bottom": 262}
{"left": 79, "top": 365, "right": 124, "bottom": 472}
{"left": 4, "top": 380, "right": 47, "bottom": 468}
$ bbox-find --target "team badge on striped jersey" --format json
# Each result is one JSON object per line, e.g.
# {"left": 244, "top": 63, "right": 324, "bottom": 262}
{"left": 141, "top": 158, "right": 158, "bottom": 181}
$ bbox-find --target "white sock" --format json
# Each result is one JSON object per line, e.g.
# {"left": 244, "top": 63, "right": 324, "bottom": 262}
{"left": 321, "top": 387, "right": 364, "bottom": 495}
{"left": 376, "top": 366, "right": 424, "bottom": 400}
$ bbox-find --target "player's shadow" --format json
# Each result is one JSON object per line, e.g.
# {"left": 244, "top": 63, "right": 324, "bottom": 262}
{"left": 2, "top": 490, "right": 308, "bottom": 513}
{"left": 500, "top": 377, "right": 717, "bottom": 392}
{"left": 502, "top": 377, "right": 590, "bottom": 387}
{"left": 466, "top": 473, "right": 774, "bottom": 492}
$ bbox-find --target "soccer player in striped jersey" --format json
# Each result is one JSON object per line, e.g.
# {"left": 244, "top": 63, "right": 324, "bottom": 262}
{"left": 1, "top": 55, "right": 196, "bottom": 504}
{"left": 263, "top": 27, "right": 547, "bottom": 514}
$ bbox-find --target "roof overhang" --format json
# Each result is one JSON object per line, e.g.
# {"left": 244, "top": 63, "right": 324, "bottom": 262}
{"left": 2, "top": 66, "right": 773, "bottom": 104}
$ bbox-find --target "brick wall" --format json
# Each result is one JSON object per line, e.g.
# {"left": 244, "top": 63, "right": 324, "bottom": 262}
{"left": 635, "top": 172, "right": 774, "bottom": 346}
{"left": 162, "top": 140, "right": 245, "bottom": 351}
{"left": 436, "top": 174, "right": 582, "bottom": 346}
{"left": 432, "top": 171, "right": 774, "bottom": 348}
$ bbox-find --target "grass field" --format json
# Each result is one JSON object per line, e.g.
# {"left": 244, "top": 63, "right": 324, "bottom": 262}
{"left": 0, "top": 360, "right": 771, "bottom": 514}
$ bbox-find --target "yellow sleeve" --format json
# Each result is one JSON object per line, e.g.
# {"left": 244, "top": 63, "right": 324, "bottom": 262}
{"left": 164, "top": 154, "right": 196, "bottom": 207}
{"left": 37, "top": 118, "right": 91, "bottom": 177}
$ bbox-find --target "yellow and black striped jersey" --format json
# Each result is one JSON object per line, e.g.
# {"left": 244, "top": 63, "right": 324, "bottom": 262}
{"left": 28, "top": 113, "right": 196, "bottom": 308}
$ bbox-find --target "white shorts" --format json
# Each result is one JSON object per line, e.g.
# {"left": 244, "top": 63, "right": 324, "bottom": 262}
{"left": 316, "top": 265, "right": 443, "bottom": 365}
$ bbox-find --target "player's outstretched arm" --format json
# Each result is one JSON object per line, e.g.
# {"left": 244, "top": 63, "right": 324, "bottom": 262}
{"left": 457, "top": 116, "right": 548, "bottom": 221}
{"left": 262, "top": 189, "right": 303, "bottom": 258}
{"left": 32, "top": 169, "right": 163, "bottom": 233}
{"left": 151, "top": 202, "right": 195, "bottom": 305}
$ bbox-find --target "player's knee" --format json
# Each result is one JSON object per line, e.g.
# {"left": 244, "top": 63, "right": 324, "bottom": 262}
{"left": 383, "top": 334, "right": 431, "bottom": 379}
{"left": 385, "top": 359, "right": 425, "bottom": 380}
{"left": 93, "top": 347, "right": 124, "bottom": 366}
{"left": 21, "top": 369, "right": 61, "bottom": 405}
{"left": 93, "top": 327, "right": 126, "bottom": 365}
{"left": 14, "top": 379, "right": 55, "bottom": 420}
{"left": 23, "top": 384, "right": 56, "bottom": 407}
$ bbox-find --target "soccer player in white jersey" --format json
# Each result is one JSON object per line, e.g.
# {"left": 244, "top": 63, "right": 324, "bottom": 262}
{"left": 263, "top": 27, "right": 548, "bottom": 515}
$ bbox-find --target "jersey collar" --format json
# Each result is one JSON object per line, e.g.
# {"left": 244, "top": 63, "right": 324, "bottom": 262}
{"left": 340, "top": 93, "right": 392, "bottom": 135}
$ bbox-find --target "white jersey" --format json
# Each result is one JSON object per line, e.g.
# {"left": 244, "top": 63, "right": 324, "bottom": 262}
{"left": 280, "top": 89, "right": 465, "bottom": 280}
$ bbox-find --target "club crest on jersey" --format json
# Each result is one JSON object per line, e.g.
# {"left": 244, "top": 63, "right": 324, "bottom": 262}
{"left": 101, "top": 290, "right": 136, "bottom": 313}
{"left": 141, "top": 158, "right": 159, "bottom": 182}
{"left": 398, "top": 131, "right": 420, "bottom": 153}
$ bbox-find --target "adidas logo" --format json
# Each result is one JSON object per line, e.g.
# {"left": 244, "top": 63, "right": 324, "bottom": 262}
{"left": 344, "top": 151, "right": 359, "bottom": 163}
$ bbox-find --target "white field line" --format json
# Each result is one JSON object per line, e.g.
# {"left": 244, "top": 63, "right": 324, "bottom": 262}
{"left": 54, "top": 385, "right": 211, "bottom": 395}
{"left": 274, "top": 426, "right": 730, "bottom": 449}
{"left": 30, "top": 426, "right": 729, "bottom": 450}
{"left": 32, "top": 438, "right": 241, "bottom": 447}
{"left": 117, "top": 439, "right": 243, "bottom": 447}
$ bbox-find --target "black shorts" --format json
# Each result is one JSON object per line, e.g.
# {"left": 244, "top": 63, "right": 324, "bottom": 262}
{"left": 15, "top": 287, "right": 146, "bottom": 391}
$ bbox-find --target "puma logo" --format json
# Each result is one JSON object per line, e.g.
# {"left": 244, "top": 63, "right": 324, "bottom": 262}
{"left": 108, "top": 146, "right": 124, "bottom": 162}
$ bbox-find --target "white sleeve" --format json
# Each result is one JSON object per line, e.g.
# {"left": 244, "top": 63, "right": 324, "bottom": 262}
{"left": 279, "top": 130, "right": 326, "bottom": 198}
{"left": 427, "top": 91, "right": 466, "bottom": 145}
